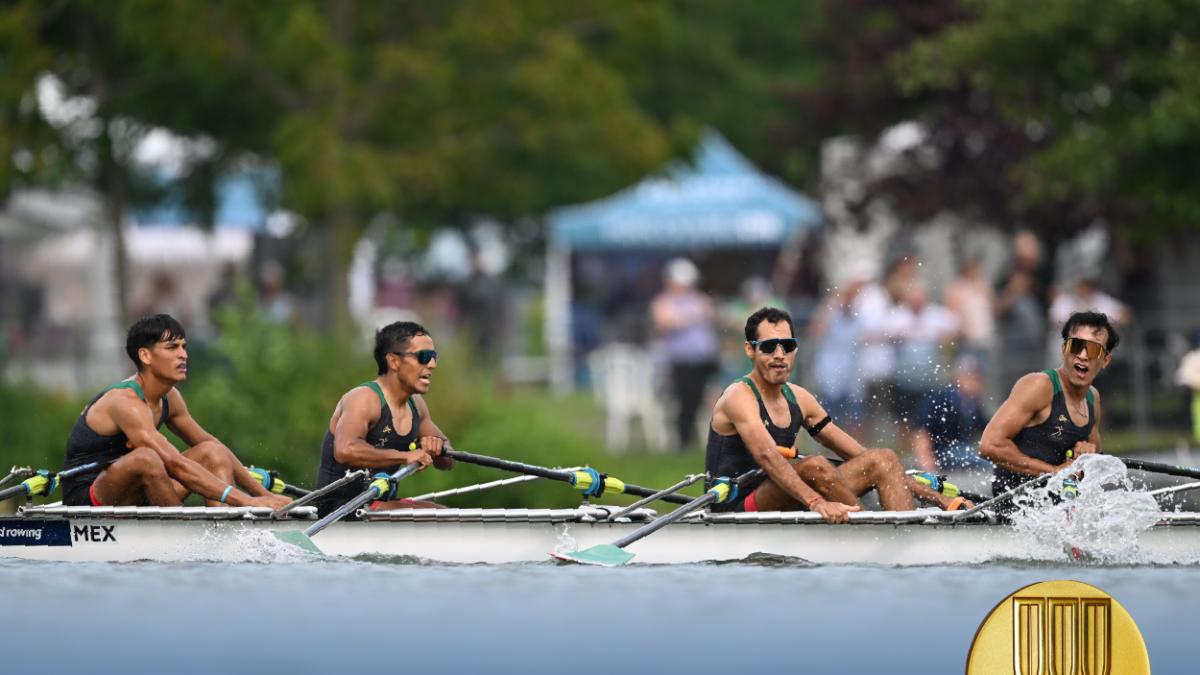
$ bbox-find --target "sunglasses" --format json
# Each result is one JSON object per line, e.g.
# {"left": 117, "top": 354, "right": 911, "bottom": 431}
{"left": 1063, "top": 337, "right": 1106, "bottom": 360}
{"left": 750, "top": 338, "right": 798, "bottom": 354}
{"left": 392, "top": 349, "right": 439, "bottom": 365}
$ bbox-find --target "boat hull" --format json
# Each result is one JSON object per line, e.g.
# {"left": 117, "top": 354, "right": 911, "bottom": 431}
{"left": 4, "top": 506, "right": 1200, "bottom": 565}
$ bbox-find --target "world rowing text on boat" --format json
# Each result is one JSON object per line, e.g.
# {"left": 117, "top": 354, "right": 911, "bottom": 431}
{"left": 966, "top": 580, "right": 1149, "bottom": 675}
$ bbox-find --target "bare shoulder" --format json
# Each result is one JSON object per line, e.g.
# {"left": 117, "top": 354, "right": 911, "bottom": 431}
{"left": 96, "top": 386, "right": 145, "bottom": 414}
{"left": 1089, "top": 386, "right": 1102, "bottom": 403}
{"left": 787, "top": 382, "right": 816, "bottom": 403}
{"left": 1003, "top": 372, "right": 1054, "bottom": 410}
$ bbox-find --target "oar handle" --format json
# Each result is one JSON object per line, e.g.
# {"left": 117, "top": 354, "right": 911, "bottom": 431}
{"left": 302, "top": 463, "right": 422, "bottom": 538}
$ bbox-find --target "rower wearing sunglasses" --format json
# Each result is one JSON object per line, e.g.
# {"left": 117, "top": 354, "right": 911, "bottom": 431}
{"left": 313, "top": 321, "right": 454, "bottom": 516}
{"left": 980, "top": 311, "right": 1118, "bottom": 496}
{"left": 706, "top": 307, "right": 962, "bottom": 524}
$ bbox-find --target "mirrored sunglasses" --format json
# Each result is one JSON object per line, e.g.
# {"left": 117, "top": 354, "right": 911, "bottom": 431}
{"left": 393, "top": 349, "right": 439, "bottom": 365}
{"left": 750, "top": 338, "right": 798, "bottom": 354}
{"left": 1063, "top": 337, "right": 1106, "bottom": 360}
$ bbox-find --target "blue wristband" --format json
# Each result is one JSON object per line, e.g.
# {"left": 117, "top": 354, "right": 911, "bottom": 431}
{"left": 219, "top": 485, "right": 234, "bottom": 503}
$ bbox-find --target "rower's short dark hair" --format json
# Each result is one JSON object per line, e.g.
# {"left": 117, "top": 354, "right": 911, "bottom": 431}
{"left": 1061, "top": 311, "right": 1120, "bottom": 352}
{"left": 126, "top": 314, "right": 186, "bottom": 370}
{"left": 374, "top": 321, "right": 430, "bottom": 375}
{"left": 745, "top": 307, "right": 794, "bottom": 342}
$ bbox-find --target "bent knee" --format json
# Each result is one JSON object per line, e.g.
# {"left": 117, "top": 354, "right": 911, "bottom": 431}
{"left": 796, "top": 456, "right": 837, "bottom": 479}
{"left": 122, "top": 446, "right": 169, "bottom": 476}
{"left": 185, "top": 441, "right": 232, "bottom": 465}
{"left": 866, "top": 447, "right": 903, "bottom": 469}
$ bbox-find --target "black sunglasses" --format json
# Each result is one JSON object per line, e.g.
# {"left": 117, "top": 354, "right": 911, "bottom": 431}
{"left": 392, "top": 349, "right": 439, "bottom": 365}
{"left": 749, "top": 338, "right": 798, "bottom": 354}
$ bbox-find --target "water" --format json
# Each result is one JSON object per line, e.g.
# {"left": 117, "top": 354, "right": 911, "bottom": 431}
{"left": 1, "top": 558, "right": 1194, "bottom": 674}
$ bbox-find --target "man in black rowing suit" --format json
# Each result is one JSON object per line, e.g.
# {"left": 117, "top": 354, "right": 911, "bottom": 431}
{"left": 61, "top": 314, "right": 292, "bottom": 509}
{"left": 706, "top": 307, "right": 962, "bottom": 524}
{"left": 980, "top": 311, "right": 1117, "bottom": 495}
{"left": 314, "top": 321, "right": 454, "bottom": 515}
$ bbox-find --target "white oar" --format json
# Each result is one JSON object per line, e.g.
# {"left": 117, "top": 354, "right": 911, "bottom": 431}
{"left": 1148, "top": 481, "right": 1200, "bottom": 499}
{"left": 552, "top": 468, "right": 763, "bottom": 566}
{"left": 271, "top": 469, "right": 368, "bottom": 518}
{"left": 274, "top": 463, "right": 422, "bottom": 554}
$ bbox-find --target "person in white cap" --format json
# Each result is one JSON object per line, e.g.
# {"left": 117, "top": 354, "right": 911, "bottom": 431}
{"left": 651, "top": 258, "right": 719, "bottom": 448}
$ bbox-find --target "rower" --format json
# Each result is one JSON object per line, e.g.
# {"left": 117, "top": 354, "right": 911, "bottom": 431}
{"left": 61, "top": 315, "right": 292, "bottom": 509}
{"left": 980, "top": 311, "right": 1117, "bottom": 496}
{"left": 705, "top": 307, "right": 966, "bottom": 523}
{"left": 313, "top": 321, "right": 454, "bottom": 516}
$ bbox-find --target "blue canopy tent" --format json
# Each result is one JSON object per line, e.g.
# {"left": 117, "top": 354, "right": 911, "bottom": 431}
{"left": 543, "top": 130, "right": 823, "bottom": 391}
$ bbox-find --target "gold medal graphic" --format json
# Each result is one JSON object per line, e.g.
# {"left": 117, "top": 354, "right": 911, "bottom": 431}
{"left": 966, "top": 580, "right": 1149, "bottom": 674}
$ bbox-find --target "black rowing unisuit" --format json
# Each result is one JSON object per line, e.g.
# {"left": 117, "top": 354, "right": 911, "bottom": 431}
{"left": 992, "top": 369, "right": 1094, "bottom": 495}
{"left": 705, "top": 377, "right": 802, "bottom": 512}
{"left": 61, "top": 380, "right": 170, "bottom": 506}
{"left": 314, "top": 381, "right": 421, "bottom": 516}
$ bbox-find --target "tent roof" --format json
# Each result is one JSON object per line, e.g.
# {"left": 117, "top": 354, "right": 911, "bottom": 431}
{"left": 548, "top": 130, "right": 821, "bottom": 250}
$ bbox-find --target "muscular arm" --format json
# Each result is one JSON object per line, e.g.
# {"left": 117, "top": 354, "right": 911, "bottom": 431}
{"left": 979, "top": 374, "right": 1065, "bottom": 476}
{"left": 107, "top": 395, "right": 257, "bottom": 506}
{"left": 722, "top": 386, "right": 825, "bottom": 507}
{"left": 414, "top": 395, "right": 454, "bottom": 470}
{"left": 332, "top": 390, "right": 428, "bottom": 469}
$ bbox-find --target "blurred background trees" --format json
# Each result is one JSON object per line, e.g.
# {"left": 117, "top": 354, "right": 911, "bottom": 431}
{"left": 3, "top": 1, "right": 1199, "bottom": 499}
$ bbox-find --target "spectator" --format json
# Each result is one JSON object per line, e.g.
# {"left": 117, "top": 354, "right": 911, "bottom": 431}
{"left": 855, "top": 256, "right": 915, "bottom": 441}
{"left": 995, "top": 230, "right": 1050, "bottom": 393}
{"left": 891, "top": 283, "right": 959, "bottom": 434}
{"left": 1178, "top": 337, "right": 1200, "bottom": 447}
{"left": 650, "top": 257, "right": 719, "bottom": 448}
{"left": 807, "top": 270, "right": 869, "bottom": 438}
{"left": 911, "top": 357, "right": 992, "bottom": 472}
{"left": 258, "top": 260, "right": 297, "bottom": 325}
{"left": 945, "top": 255, "right": 996, "bottom": 372}
{"left": 1049, "top": 276, "right": 1131, "bottom": 327}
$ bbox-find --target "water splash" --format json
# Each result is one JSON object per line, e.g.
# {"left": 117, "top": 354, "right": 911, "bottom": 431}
{"left": 552, "top": 523, "right": 578, "bottom": 556}
{"left": 1009, "top": 454, "right": 1162, "bottom": 563}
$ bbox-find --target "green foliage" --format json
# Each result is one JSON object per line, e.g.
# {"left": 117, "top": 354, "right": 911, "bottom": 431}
{"left": 898, "top": 0, "right": 1200, "bottom": 238}
{"left": 0, "top": 381, "right": 84, "bottom": 472}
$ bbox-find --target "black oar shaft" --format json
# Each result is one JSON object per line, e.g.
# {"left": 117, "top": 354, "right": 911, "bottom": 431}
{"left": 610, "top": 469, "right": 763, "bottom": 550}
{"left": 444, "top": 449, "right": 693, "bottom": 505}
{"left": 302, "top": 463, "right": 421, "bottom": 537}
{"left": 0, "top": 460, "right": 111, "bottom": 501}
{"left": 1120, "top": 457, "right": 1200, "bottom": 481}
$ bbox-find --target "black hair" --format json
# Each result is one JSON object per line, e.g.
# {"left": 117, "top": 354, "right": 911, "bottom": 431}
{"left": 374, "top": 321, "right": 430, "bottom": 375}
{"left": 126, "top": 314, "right": 186, "bottom": 370}
{"left": 1061, "top": 311, "right": 1120, "bottom": 352}
{"left": 744, "top": 307, "right": 794, "bottom": 342}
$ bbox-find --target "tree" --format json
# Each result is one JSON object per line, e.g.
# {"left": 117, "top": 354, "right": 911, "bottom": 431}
{"left": 899, "top": 0, "right": 1200, "bottom": 241}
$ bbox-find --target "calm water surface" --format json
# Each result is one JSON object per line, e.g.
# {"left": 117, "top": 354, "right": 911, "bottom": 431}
{"left": 0, "top": 558, "right": 1193, "bottom": 674}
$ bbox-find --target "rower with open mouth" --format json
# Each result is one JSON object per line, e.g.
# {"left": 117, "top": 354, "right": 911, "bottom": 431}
{"left": 60, "top": 315, "right": 293, "bottom": 510}
{"left": 312, "top": 321, "right": 454, "bottom": 516}
{"left": 705, "top": 307, "right": 965, "bottom": 523}
{"left": 980, "top": 311, "right": 1118, "bottom": 497}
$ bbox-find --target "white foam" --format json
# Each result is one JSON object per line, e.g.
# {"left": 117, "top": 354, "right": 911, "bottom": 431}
{"left": 1009, "top": 454, "right": 1164, "bottom": 563}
